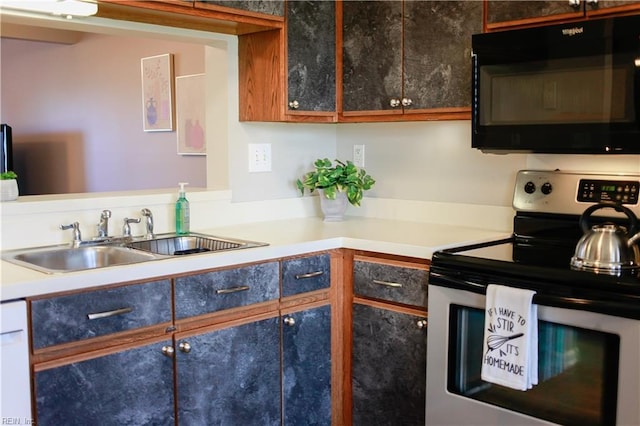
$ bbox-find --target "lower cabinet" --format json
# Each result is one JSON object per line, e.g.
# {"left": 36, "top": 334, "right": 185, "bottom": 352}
{"left": 282, "top": 304, "right": 332, "bottom": 426}
{"left": 34, "top": 339, "right": 175, "bottom": 425}
{"left": 351, "top": 303, "right": 427, "bottom": 426}
{"left": 176, "top": 316, "right": 281, "bottom": 425}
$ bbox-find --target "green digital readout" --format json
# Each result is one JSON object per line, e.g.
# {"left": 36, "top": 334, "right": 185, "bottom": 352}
{"left": 601, "top": 185, "right": 616, "bottom": 192}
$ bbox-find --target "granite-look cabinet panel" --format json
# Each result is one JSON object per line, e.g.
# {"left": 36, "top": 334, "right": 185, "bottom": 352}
{"left": 342, "top": 0, "right": 402, "bottom": 112}
{"left": 196, "top": 0, "right": 284, "bottom": 16}
{"left": 31, "top": 279, "right": 172, "bottom": 349}
{"left": 176, "top": 316, "right": 281, "bottom": 425}
{"left": 282, "top": 305, "right": 332, "bottom": 425}
{"left": 287, "top": 0, "right": 336, "bottom": 112}
{"left": 353, "top": 260, "right": 428, "bottom": 308}
{"left": 175, "top": 261, "right": 279, "bottom": 319}
{"left": 487, "top": 1, "right": 581, "bottom": 24}
{"left": 34, "top": 339, "right": 175, "bottom": 426}
{"left": 282, "top": 253, "right": 330, "bottom": 297}
{"left": 352, "top": 303, "right": 427, "bottom": 426}
{"left": 404, "top": 1, "right": 482, "bottom": 109}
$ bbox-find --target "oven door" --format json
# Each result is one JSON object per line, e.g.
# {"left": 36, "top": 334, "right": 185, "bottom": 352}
{"left": 426, "top": 284, "right": 640, "bottom": 426}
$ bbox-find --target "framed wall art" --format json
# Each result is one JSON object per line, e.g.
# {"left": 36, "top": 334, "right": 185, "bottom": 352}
{"left": 141, "top": 53, "right": 174, "bottom": 132}
{"left": 175, "top": 73, "right": 206, "bottom": 155}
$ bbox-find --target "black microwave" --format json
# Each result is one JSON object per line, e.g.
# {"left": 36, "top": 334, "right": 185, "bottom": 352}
{"left": 472, "top": 14, "right": 640, "bottom": 154}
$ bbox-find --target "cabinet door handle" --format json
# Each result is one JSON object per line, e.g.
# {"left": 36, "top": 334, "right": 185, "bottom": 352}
{"left": 283, "top": 317, "right": 296, "bottom": 326}
{"left": 295, "top": 270, "right": 323, "bottom": 280}
{"left": 389, "top": 98, "right": 401, "bottom": 108}
{"left": 216, "top": 285, "right": 250, "bottom": 295}
{"left": 87, "top": 306, "right": 133, "bottom": 320}
{"left": 161, "top": 345, "right": 174, "bottom": 357}
{"left": 288, "top": 100, "right": 300, "bottom": 109}
{"left": 401, "top": 97, "right": 413, "bottom": 107}
{"left": 417, "top": 319, "right": 428, "bottom": 329}
{"left": 372, "top": 279, "right": 403, "bottom": 288}
{"left": 568, "top": 0, "right": 581, "bottom": 7}
{"left": 178, "top": 341, "right": 192, "bottom": 353}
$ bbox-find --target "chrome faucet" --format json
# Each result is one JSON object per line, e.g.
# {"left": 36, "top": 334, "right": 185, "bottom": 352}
{"left": 123, "top": 217, "right": 141, "bottom": 237}
{"left": 141, "top": 208, "right": 154, "bottom": 239}
{"left": 60, "top": 222, "right": 82, "bottom": 247}
{"left": 97, "top": 210, "right": 112, "bottom": 238}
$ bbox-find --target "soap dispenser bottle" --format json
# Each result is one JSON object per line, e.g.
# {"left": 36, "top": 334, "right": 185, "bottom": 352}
{"left": 175, "top": 182, "right": 190, "bottom": 235}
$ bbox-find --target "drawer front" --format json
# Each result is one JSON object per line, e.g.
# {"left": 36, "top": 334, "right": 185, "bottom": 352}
{"left": 175, "top": 261, "right": 279, "bottom": 319}
{"left": 282, "top": 253, "right": 330, "bottom": 297}
{"left": 31, "top": 280, "right": 172, "bottom": 349}
{"left": 353, "top": 261, "right": 428, "bottom": 308}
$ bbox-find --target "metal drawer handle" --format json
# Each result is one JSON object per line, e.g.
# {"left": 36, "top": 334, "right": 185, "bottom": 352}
{"left": 295, "top": 271, "right": 323, "bottom": 280}
{"left": 216, "top": 285, "right": 250, "bottom": 295}
{"left": 87, "top": 307, "right": 133, "bottom": 320}
{"left": 372, "top": 279, "right": 403, "bottom": 288}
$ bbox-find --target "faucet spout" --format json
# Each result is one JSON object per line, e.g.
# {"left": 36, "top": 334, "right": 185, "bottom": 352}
{"left": 97, "top": 210, "right": 112, "bottom": 238}
{"left": 141, "top": 208, "right": 154, "bottom": 239}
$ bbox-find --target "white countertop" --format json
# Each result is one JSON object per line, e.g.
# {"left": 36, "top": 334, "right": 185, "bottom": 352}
{"left": 0, "top": 216, "right": 510, "bottom": 302}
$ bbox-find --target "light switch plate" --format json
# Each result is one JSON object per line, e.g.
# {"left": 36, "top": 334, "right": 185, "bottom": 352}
{"left": 353, "top": 144, "right": 365, "bottom": 168}
{"left": 248, "top": 143, "right": 272, "bottom": 173}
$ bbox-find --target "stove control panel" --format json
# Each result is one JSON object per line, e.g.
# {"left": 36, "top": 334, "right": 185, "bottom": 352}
{"left": 513, "top": 170, "right": 640, "bottom": 216}
{"left": 577, "top": 179, "right": 639, "bottom": 205}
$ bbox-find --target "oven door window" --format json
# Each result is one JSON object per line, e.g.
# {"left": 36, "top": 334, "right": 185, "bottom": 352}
{"left": 448, "top": 305, "right": 620, "bottom": 426}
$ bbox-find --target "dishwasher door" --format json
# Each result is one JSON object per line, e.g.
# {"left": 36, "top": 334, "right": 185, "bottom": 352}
{"left": 1, "top": 300, "right": 31, "bottom": 421}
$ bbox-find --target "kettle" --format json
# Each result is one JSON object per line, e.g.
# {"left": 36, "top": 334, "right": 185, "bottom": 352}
{"left": 570, "top": 202, "right": 640, "bottom": 276}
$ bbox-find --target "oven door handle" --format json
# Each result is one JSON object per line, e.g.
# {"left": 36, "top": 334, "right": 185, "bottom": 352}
{"left": 429, "top": 272, "right": 640, "bottom": 319}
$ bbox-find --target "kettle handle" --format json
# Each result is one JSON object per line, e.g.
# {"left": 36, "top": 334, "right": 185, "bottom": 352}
{"left": 579, "top": 202, "right": 638, "bottom": 234}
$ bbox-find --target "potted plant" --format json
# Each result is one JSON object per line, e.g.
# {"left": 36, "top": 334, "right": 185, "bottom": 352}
{"left": 296, "top": 158, "right": 375, "bottom": 221}
{"left": 0, "top": 171, "right": 19, "bottom": 201}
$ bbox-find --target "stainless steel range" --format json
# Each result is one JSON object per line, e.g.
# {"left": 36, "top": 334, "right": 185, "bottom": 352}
{"left": 426, "top": 170, "right": 640, "bottom": 426}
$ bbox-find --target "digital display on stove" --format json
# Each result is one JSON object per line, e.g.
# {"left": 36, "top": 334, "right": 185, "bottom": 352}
{"left": 577, "top": 179, "right": 639, "bottom": 205}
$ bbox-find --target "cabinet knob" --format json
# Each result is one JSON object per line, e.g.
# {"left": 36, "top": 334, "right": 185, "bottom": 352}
{"left": 389, "top": 98, "right": 401, "bottom": 108}
{"left": 416, "top": 319, "right": 428, "bottom": 329}
{"left": 401, "top": 97, "right": 413, "bottom": 107}
{"left": 568, "top": 0, "right": 581, "bottom": 8}
{"left": 283, "top": 317, "right": 296, "bottom": 326}
{"left": 161, "top": 345, "right": 175, "bottom": 357}
{"left": 178, "top": 341, "right": 192, "bottom": 353}
{"left": 288, "top": 100, "right": 300, "bottom": 109}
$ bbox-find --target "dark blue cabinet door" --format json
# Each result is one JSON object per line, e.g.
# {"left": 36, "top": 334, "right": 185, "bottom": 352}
{"left": 176, "top": 316, "right": 281, "bottom": 426}
{"left": 352, "top": 303, "right": 427, "bottom": 426}
{"left": 34, "top": 339, "right": 175, "bottom": 426}
{"left": 282, "top": 305, "right": 332, "bottom": 426}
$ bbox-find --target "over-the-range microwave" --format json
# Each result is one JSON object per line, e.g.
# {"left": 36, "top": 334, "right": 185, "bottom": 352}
{"left": 471, "top": 14, "right": 640, "bottom": 154}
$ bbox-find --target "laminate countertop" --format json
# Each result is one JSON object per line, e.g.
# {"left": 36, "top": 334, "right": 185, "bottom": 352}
{"left": 0, "top": 216, "right": 510, "bottom": 301}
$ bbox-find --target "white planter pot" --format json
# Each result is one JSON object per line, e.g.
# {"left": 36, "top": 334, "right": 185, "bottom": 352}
{"left": 319, "top": 189, "right": 348, "bottom": 222}
{"left": 0, "top": 179, "right": 19, "bottom": 201}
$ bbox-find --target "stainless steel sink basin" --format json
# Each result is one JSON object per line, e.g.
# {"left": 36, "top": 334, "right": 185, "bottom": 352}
{"left": 126, "top": 233, "right": 267, "bottom": 256}
{"left": 5, "top": 245, "right": 158, "bottom": 274}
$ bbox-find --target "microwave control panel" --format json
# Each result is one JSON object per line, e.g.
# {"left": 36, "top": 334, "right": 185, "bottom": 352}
{"left": 577, "top": 179, "right": 639, "bottom": 205}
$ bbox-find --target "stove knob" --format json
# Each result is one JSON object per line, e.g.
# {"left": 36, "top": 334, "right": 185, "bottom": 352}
{"left": 541, "top": 182, "right": 553, "bottom": 195}
{"left": 524, "top": 181, "right": 536, "bottom": 194}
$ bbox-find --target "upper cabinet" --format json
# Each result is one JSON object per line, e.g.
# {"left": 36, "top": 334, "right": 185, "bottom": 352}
{"left": 340, "top": 0, "right": 482, "bottom": 122}
{"left": 286, "top": 0, "right": 337, "bottom": 121}
{"left": 195, "top": 0, "right": 284, "bottom": 17}
{"left": 486, "top": 0, "right": 640, "bottom": 29}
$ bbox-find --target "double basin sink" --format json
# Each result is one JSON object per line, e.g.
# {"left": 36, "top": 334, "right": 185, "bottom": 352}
{"left": 3, "top": 233, "right": 268, "bottom": 274}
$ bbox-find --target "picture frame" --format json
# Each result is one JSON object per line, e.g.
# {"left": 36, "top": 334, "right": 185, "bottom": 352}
{"left": 141, "top": 53, "right": 174, "bottom": 132}
{"left": 175, "top": 73, "right": 206, "bottom": 155}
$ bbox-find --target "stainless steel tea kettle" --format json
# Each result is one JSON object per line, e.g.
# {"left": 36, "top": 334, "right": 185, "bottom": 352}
{"left": 570, "top": 202, "right": 640, "bottom": 276}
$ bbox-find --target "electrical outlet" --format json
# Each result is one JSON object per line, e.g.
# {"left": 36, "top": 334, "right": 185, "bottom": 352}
{"left": 353, "top": 144, "right": 365, "bottom": 168}
{"left": 248, "top": 143, "right": 272, "bottom": 172}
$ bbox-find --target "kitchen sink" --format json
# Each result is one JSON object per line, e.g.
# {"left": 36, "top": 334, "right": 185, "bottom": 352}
{"left": 125, "top": 233, "right": 268, "bottom": 256}
{"left": 5, "top": 245, "right": 159, "bottom": 274}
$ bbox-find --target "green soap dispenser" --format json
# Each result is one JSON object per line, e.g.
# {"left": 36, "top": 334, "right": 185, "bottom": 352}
{"left": 175, "top": 182, "right": 190, "bottom": 235}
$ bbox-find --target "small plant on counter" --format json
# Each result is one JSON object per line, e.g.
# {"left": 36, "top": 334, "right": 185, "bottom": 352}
{"left": 0, "top": 171, "right": 17, "bottom": 180}
{"left": 296, "top": 158, "right": 375, "bottom": 207}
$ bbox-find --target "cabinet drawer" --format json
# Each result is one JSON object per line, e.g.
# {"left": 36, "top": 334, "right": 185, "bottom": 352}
{"left": 353, "top": 261, "right": 428, "bottom": 308}
{"left": 175, "top": 261, "right": 279, "bottom": 319}
{"left": 282, "top": 253, "right": 330, "bottom": 297}
{"left": 31, "top": 280, "right": 172, "bottom": 350}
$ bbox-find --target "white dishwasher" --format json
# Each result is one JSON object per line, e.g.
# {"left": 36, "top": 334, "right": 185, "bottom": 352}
{"left": 1, "top": 300, "right": 32, "bottom": 422}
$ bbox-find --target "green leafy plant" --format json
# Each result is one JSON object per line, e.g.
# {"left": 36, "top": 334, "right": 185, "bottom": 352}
{"left": 0, "top": 171, "right": 17, "bottom": 180}
{"left": 296, "top": 158, "right": 375, "bottom": 207}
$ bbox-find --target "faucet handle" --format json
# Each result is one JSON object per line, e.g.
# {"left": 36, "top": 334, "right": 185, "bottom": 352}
{"left": 122, "top": 217, "right": 141, "bottom": 237}
{"left": 141, "top": 208, "right": 154, "bottom": 239}
{"left": 60, "top": 222, "right": 82, "bottom": 246}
